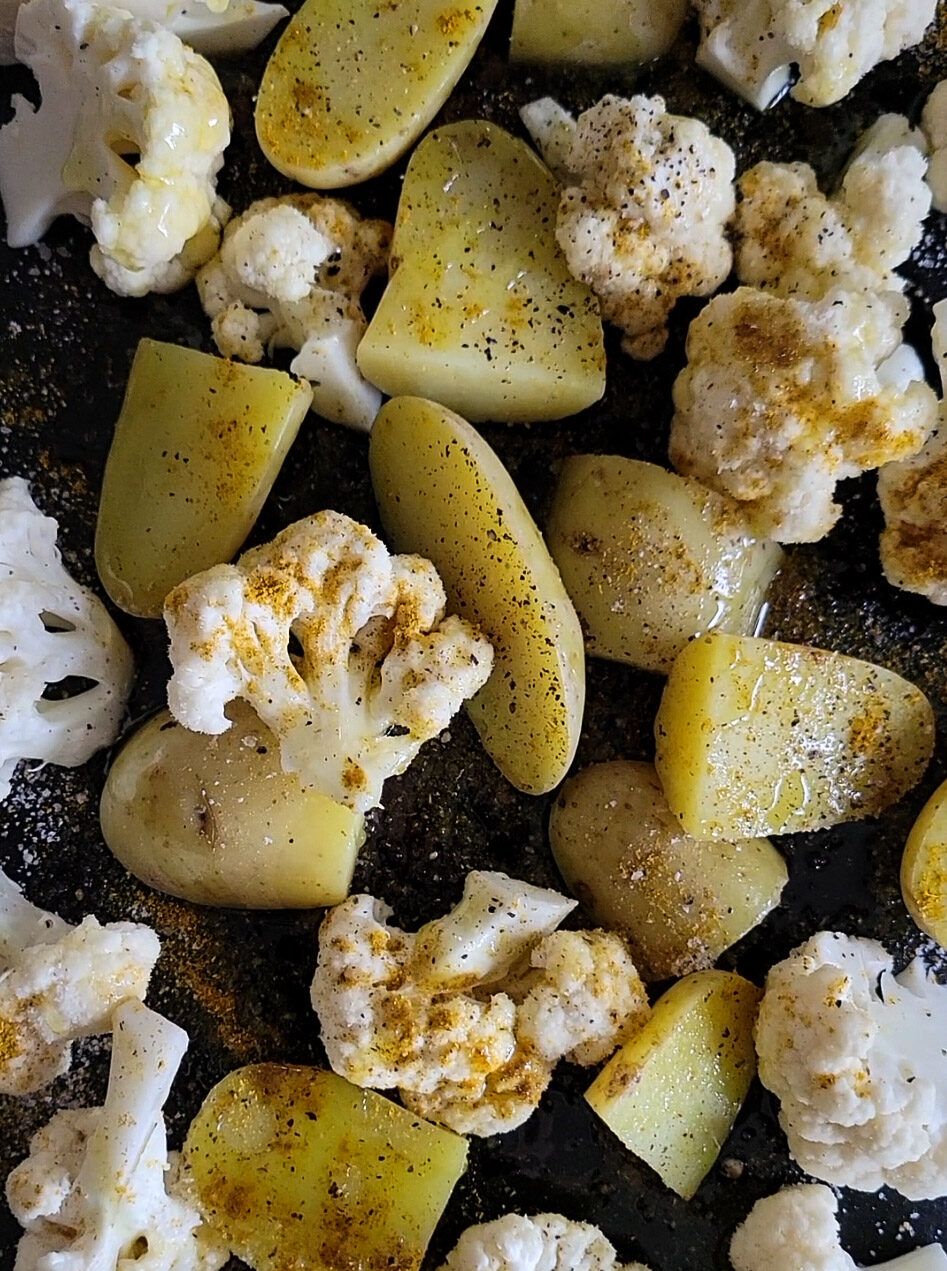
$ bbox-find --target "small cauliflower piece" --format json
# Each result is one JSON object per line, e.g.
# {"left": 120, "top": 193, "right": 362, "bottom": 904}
{"left": 6, "top": 998, "right": 229, "bottom": 1270}
{"left": 197, "top": 193, "right": 391, "bottom": 430}
{"left": 164, "top": 509, "right": 493, "bottom": 817}
{"left": 922, "top": 80, "right": 947, "bottom": 212}
{"left": 519, "top": 98, "right": 579, "bottom": 183}
{"left": 0, "top": 0, "right": 230, "bottom": 297}
{"left": 0, "top": 476, "right": 133, "bottom": 799}
{"left": 310, "top": 870, "right": 650, "bottom": 1136}
{"left": 669, "top": 287, "right": 937, "bottom": 542}
{"left": 755, "top": 931, "right": 947, "bottom": 1200}
{"left": 440, "top": 1213, "right": 651, "bottom": 1271}
{"left": 555, "top": 94, "right": 735, "bottom": 360}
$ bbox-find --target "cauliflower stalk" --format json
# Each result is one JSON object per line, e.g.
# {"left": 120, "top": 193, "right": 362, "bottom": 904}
{"left": 555, "top": 94, "right": 735, "bottom": 360}
{"left": 6, "top": 997, "right": 229, "bottom": 1271}
{"left": 0, "top": 0, "right": 231, "bottom": 297}
{"left": 440, "top": 1213, "right": 652, "bottom": 1271}
{"left": 755, "top": 931, "right": 947, "bottom": 1200}
{"left": 196, "top": 194, "right": 391, "bottom": 430}
{"left": 310, "top": 870, "right": 650, "bottom": 1136}
{"left": 0, "top": 477, "right": 134, "bottom": 800}
{"left": 163, "top": 509, "right": 493, "bottom": 817}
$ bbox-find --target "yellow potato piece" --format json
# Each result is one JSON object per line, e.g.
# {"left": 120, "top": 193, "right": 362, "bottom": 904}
{"left": 95, "top": 339, "right": 311, "bottom": 618}
{"left": 510, "top": 0, "right": 687, "bottom": 64}
{"left": 370, "top": 396, "right": 584, "bottom": 794}
{"left": 654, "top": 632, "right": 935, "bottom": 839}
{"left": 184, "top": 1064, "right": 468, "bottom": 1271}
{"left": 585, "top": 970, "right": 760, "bottom": 1199}
{"left": 255, "top": 0, "right": 498, "bottom": 187}
{"left": 357, "top": 120, "right": 605, "bottom": 423}
{"left": 901, "top": 779, "right": 947, "bottom": 946}
{"left": 100, "top": 703, "right": 363, "bottom": 908}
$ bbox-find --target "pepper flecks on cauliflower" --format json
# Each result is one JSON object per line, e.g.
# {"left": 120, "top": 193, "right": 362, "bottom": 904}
{"left": 0, "top": 0, "right": 230, "bottom": 297}
{"left": 310, "top": 870, "right": 650, "bottom": 1137}
{"left": 196, "top": 193, "right": 391, "bottom": 430}
{"left": 555, "top": 93, "right": 735, "bottom": 361}
{"left": 439, "top": 1213, "right": 652, "bottom": 1271}
{"left": 163, "top": 509, "right": 493, "bottom": 817}
{"left": 6, "top": 998, "right": 230, "bottom": 1271}
{"left": 668, "top": 287, "right": 937, "bottom": 542}
{"left": 754, "top": 931, "right": 947, "bottom": 1200}
{"left": 694, "top": 0, "right": 937, "bottom": 110}
{"left": 0, "top": 477, "right": 134, "bottom": 800}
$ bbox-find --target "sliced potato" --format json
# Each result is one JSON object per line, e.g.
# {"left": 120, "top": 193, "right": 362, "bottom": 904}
{"left": 369, "top": 396, "right": 584, "bottom": 794}
{"left": 545, "top": 456, "right": 783, "bottom": 673}
{"left": 654, "top": 632, "right": 935, "bottom": 839}
{"left": 357, "top": 121, "right": 605, "bottom": 423}
{"left": 184, "top": 1064, "right": 468, "bottom": 1271}
{"left": 585, "top": 970, "right": 760, "bottom": 1199}
{"left": 255, "top": 0, "right": 498, "bottom": 187}
{"left": 550, "top": 760, "right": 787, "bottom": 980}
{"left": 100, "top": 702, "right": 363, "bottom": 908}
{"left": 901, "top": 779, "right": 947, "bottom": 946}
{"left": 511, "top": 0, "right": 687, "bottom": 65}
{"left": 95, "top": 339, "right": 311, "bottom": 618}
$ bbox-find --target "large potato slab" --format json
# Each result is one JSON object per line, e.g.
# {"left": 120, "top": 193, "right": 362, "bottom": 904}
{"left": 550, "top": 760, "right": 787, "bottom": 980}
{"left": 357, "top": 121, "right": 605, "bottom": 423}
{"left": 370, "top": 396, "right": 584, "bottom": 794}
{"left": 585, "top": 970, "right": 761, "bottom": 1199}
{"left": 510, "top": 0, "right": 687, "bottom": 65}
{"left": 255, "top": 0, "right": 498, "bottom": 187}
{"left": 654, "top": 633, "right": 935, "bottom": 839}
{"left": 901, "top": 778, "right": 947, "bottom": 946}
{"left": 184, "top": 1064, "right": 468, "bottom": 1271}
{"left": 545, "top": 456, "right": 782, "bottom": 673}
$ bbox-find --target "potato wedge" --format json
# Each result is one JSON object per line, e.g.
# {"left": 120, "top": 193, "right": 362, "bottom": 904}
{"left": 510, "top": 0, "right": 687, "bottom": 65}
{"left": 370, "top": 396, "right": 584, "bottom": 794}
{"left": 901, "top": 779, "right": 947, "bottom": 946}
{"left": 585, "top": 970, "right": 760, "bottom": 1199}
{"left": 550, "top": 760, "right": 787, "bottom": 980}
{"left": 184, "top": 1064, "right": 468, "bottom": 1271}
{"left": 654, "top": 632, "right": 935, "bottom": 839}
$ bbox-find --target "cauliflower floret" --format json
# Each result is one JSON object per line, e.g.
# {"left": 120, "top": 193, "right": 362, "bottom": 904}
{"left": 922, "top": 80, "right": 947, "bottom": 211}
{"left": 197, "top": 194, "right": 391, "bottom": 430}
{"left": 0, "top": 477, "right": 133, "bottom": 800}
{"left": 163, "top": 509, "right": 493, "bottom": 817}
{"left": 694, "top": 0, "right": 937, "bottom": 110}
{"left": 555, "top": 94, "right": 735, "bottom": 360}
{"left": 6, "top": 998, "right": 229, "bottom": 1270}
{"left": 0, "top": 866, "right": 160, "bottom": 1094}
{"left": 669, "top": 287, "right": 937, "bottom": 542}
{"left": 755, "top": 931, "right": 947, "bottom": 1200}
{"left": 310, "top": 871, "right": 649, "bottom": 1136}
{"left": 439, "top": 1213, "right": 652, "bottom": 1271}
{"left": 519, "top": 98, "right": 579, "bottom": 184}
{"left": 0, "top": 0, "right": 231, "bottom": 297}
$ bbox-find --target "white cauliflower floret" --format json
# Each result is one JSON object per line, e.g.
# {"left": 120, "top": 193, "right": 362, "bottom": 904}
{"left": 755, "top": 931, "right": 947, "bottom": 1200}
{"left": 519, "top": 98, "right": 579, "bottom": 184}
{"left": 197, "top": 194, "right": 391, "bottom": 430}
{"left": 310, "top": 870, "right": 649, "bottom": 1136}
{"left": 922, "top": 80, "right": 947, "bottom": 212}
{"left": 0, "top": 477, "right": 133, "bottom": 799}
{"left": 555, "top": 94, "right": 735, "bottom": 360}
{"left": 669, "top": 287, "right": 937, "bottom": 542}
{"left": 439, "top": 1213, "right": 652, "bottom": 1271}
{"left": 694, "top": 0, "right": 937, "bottom": 110}
{"left": 6, "top": 998, "right": 229, "bottom": 1271}
{"left": 0, "top": 0, "right": 231, "bottom": 297}
{"left": 163, "top": 509, "right": 493, "bottom": 817}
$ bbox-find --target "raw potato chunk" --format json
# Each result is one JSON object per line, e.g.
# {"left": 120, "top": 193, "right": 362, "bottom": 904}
{"left": 585, "top": 970, "right": 760, "bottom": 1199}
{"left": 357, "top": 121, "right": 605, "bottom": 423}
{"left": 511, "top": 0, "right": 687, "bottom": 65}
{"left": 901, "top": 778, "right": 947, "bottom": 946}
{"left": 550, "top": 760, "right": 787, "bottom": 980}
{"left": 654, "top": 633, "right": 935, "bottom": 839}
{"left": 255, "top": 0, "right": 498, "bottom": 187}
{"left": 184, "top": 1064, "right": 468, "bottom": 1271}
{"left": 545, "top": 456, "right": 783, "bottom": 673}
{"left": 96, "top": 340, "right": 311, "bottom": 618}
{"left": 100, "top": 702, "right": 363, "bottom": 908}
{"left": 370, "top": 396, "right": 584, "bottom": 794}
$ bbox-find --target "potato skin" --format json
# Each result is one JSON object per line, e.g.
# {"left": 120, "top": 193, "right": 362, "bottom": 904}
{"left": 901, "top": 778, "right": 947, "bottom": 946}
{"left": 510, "top": 0, "right": 688, "bottom": 65}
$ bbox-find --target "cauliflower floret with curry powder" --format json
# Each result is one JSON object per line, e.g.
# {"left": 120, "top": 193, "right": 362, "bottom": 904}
{"left": 163, "top": 510, "right": 493, "bottom": 817}
{"left": 555, "top": 94, "right": 735, "bottom": 360}
{"left": 310, "top": 871, "right": 650, "bottom": 1137}
{"left": 755, "top": 931, "right": 947, "bottom": 1200}
{"left": 669, "top": 287, "right": 937, "bottom": 542}
{"left": 440, "top": 1213, "right": 652, "bottom": 1271}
